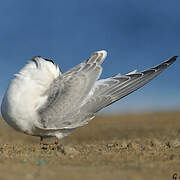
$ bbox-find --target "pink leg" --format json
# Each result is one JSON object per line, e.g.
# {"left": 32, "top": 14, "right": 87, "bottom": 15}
{"left": 55, "top": 138, "right": 58, "bottom": 145}
{"left": 40, "top": 136, "right": 44, "bottom": 145}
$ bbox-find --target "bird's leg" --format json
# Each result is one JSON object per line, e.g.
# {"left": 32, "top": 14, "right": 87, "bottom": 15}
{"left": 54, "top": 138, "right": 58, "bottom": 145}
{"left": 40, "top": 136, "right": 43, "bottom": 144}
{"left": 40, "top": 136, "right": 44, "bottom": 145}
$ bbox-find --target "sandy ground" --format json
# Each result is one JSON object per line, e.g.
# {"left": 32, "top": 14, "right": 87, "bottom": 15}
{"left": 0, "top": 111, "right": 180, "bottom": 180}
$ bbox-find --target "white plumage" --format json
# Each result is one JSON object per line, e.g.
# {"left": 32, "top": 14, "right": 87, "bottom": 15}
{"left": 1, "top": 50, "right": 177, "bottom": 143}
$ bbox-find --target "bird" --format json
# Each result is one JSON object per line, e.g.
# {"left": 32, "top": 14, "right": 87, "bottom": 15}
{"left": 1, "top": 50, "right": 177, "bottom": 145}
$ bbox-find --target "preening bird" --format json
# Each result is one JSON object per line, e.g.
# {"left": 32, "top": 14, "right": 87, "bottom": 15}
{"left": 1, "top": 50, "right": 177, "bottom": 144}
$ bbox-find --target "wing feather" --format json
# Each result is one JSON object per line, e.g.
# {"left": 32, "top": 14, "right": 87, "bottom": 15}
{"left": 37, "top": 50, "right": 107, "bottom": 129}
{"left": 36, "top": 54, "right": 177, "bottom": 130}
{"left": 81, "top": 56, "right": 177, "bottom": 113}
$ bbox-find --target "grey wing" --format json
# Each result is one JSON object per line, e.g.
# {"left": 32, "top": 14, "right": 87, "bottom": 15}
{"left": 63, "top": 61, "right": 87, "bottom": 76}
{"left": 81, "top": 56, "right": 177, "bottom": 113}
{"left": 63, "top": 51, "right": 107, "bottom": 76}
{"left": 36, "top": 50, "right": 107, "bottom": 129}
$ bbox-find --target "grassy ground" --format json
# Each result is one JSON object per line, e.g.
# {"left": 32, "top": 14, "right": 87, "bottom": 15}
{"left": 0, "top": 111, "right": 180, "bottom": 180}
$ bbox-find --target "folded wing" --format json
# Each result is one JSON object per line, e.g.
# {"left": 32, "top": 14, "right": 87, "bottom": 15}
{"left": 37, "top": 50, "right": 107, "bottom": 129}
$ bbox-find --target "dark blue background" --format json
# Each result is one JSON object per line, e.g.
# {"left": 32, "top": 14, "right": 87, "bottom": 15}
{"left": 0, "top": 0, "right": 179, "bottom": 113}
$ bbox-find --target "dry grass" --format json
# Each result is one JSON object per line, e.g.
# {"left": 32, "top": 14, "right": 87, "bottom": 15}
{"left": 0, "top": 111, "right": 180, "bottom": 180}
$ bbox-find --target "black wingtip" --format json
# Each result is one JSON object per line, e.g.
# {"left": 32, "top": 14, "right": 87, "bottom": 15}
{"left": 165, "top": 56, "right": 178, "bottom": 66}
{"left": 172, "top": 55, "right": 178, "bottom": 60}
{"left": 148, "top": 55, "right": 178, "bottom": 72}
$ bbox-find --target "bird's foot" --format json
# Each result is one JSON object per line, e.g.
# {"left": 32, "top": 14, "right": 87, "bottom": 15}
{"left": 40, "top": 141, "right": 49, "bottom": 146}
{"left": 40, "top": 137, "right": 59, "bottom": 146}
{"left": 40, "top": 136, "right": 49, "bottom": 146}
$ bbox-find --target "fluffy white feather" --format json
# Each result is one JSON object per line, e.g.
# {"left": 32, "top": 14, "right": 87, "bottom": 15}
{"left": 1, "top": 57, "right": 61, "bottom": 134}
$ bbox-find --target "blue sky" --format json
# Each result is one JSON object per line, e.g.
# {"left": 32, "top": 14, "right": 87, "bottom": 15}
{"left": 0, "top": 0, "right": 180, "bottom": 113}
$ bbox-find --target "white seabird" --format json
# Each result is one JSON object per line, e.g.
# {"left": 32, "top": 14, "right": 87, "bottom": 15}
{"left": 1, "top": 50, "right": 177, "bottom": 144}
